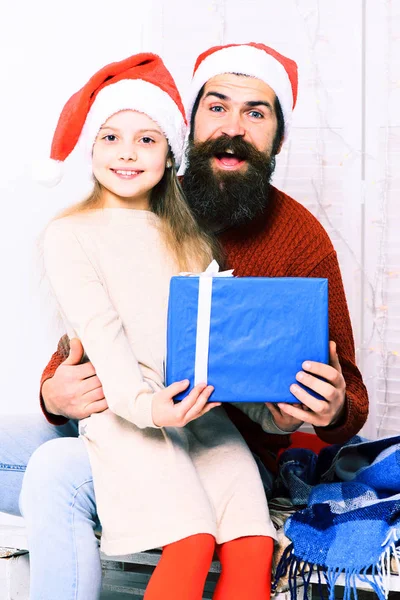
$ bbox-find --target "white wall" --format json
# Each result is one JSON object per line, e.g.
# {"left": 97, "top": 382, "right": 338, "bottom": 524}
{"left": 0, "top": 0, "right": 398, "bottom": 437}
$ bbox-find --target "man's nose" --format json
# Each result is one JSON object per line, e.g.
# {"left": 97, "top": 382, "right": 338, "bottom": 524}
{"left": 219, "top": 113, "right": 245, "bottom": 138}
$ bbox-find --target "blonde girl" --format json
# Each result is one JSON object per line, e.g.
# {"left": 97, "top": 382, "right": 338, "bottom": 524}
{"left": 29, "top": 54, "right": 276, "bottom": 600}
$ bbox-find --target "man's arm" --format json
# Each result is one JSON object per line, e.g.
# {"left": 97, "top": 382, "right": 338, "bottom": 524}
{"left": 40, "top": 335, "right": 70, "bottom": 425}
{"left": 40, "top": 336, "right": 107, "bottom": 424}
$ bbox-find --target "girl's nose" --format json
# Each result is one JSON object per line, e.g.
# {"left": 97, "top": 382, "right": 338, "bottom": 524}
{"left": 119, "top": 148, "right": 137, "bottom": 161}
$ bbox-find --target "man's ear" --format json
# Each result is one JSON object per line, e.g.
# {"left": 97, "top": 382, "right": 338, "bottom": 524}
{"left": 275, "top": 139, "right": 284, "bottom": 155}
{"left": 188, "top": 117, "right": 196, "bottom": 142}
{"left": 189, "top": 85, "right": 205, "bottom": 142}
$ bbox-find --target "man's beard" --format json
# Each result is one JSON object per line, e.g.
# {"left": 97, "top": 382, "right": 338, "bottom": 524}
{"left": 182, "top": 135, "right": 276, "bottom": 229}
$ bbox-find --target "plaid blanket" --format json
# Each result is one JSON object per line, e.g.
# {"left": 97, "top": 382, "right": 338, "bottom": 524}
{"left": 274, "top": 435, "right": 400, "bottom": 600}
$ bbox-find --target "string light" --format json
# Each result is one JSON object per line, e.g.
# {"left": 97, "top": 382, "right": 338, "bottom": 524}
{"left": 211, "top": 0, "right": 226, "bottom": 45}
{"left": 373, "top": 0, "right": 393, "bottom": 437}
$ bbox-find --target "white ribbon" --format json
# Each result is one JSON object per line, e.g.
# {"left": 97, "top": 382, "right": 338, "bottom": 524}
{"left": 181, "top": 260, "right": 234, "bottom": 385}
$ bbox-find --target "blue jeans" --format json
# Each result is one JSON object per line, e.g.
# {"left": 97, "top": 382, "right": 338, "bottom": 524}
{"left": 0, "top": 414, "right": 101, "bottom": 600}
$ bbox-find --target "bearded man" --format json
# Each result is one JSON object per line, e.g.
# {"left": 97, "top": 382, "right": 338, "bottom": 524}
{"left": 0, "top": 43, "right": 367, "bottom": 598}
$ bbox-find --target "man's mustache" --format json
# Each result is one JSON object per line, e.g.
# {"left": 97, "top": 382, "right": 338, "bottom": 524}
{"left": 183, "top": 134, "right": 275, "bottom": 229}
{"left": 192, "top": 135, "right": 265, "bottom": 163}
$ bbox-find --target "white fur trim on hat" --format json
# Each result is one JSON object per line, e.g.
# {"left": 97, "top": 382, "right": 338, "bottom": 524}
{"left": 32, "top": 158, "right": 64, "bottom": 187}
{"left": 82, "top": 79, "right": 186, "bottom": 166}
{"left": 187, "top": 45, "right": 294, "bottom": 140}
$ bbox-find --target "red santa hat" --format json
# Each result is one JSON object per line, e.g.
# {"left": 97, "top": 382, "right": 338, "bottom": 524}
{"left": 34, "top": 53, "right": 187, "bottom": 186}
{"left": 187, "top": 42, "right": 298, "bottom": 140}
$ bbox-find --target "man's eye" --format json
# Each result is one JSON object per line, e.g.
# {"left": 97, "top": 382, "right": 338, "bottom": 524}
{"left": 103, "top": 134, "right": 117, "bottom": 142}
{"left": 210, "top": 105, "right": 225, "bottom": 113}
{"left": 249, "top": 110, "right": 263, "bottom": 119}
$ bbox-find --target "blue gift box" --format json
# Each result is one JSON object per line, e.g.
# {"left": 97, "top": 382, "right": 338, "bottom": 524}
{"left": 166, "top": 276, "right": 329, "bottom": 403}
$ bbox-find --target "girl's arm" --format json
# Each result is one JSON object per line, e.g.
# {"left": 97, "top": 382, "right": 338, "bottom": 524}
{"left": 230, "top": 402, "right": 300, "bottom": 434}
{"left": 43, "top": 220, "right": 156, "bottom": 429}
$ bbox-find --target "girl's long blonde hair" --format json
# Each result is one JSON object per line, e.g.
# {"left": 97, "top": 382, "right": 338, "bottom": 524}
{"left": 57, "top": 156, "right": 224, "bottom": 272}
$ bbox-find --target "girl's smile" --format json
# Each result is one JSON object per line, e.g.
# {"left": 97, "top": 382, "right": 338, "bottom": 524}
{"left": 110, "top": 168, "right": 144, "bottom": 180}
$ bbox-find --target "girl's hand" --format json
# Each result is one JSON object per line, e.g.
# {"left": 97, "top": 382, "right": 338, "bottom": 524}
{"left": 152, "top": 380, "right": 220, "bottom": 428}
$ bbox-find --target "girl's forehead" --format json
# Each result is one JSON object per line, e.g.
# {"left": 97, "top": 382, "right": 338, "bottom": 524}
{"left": 102, "top": 109, "right": 162, "bottom": 132}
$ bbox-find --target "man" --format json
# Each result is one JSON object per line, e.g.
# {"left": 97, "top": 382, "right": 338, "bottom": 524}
{"left": 1, "top": 43, "right": 368, "bottom": 598}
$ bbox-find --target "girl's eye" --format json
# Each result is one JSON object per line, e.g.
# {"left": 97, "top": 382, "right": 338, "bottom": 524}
{"left": 249, "top": 110, "right": 264, "bottom": 119}
{"left": 210, "top": 105, "right": 225, "bottom": 113}
{"left": 103, "top": 134, "right": 117, "bottom": 142}
{"left": 141, "top": 137, "right": 155, "bottom": 144}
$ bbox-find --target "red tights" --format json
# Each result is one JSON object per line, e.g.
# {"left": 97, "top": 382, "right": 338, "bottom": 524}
{"left": 144, "top": 534, "right": 274, "bottom": 600}
{"left": 213, "top": 535, "right": 274, "bottom": 599}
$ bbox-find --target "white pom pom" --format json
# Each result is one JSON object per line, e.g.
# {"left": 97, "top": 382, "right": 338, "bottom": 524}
{"left": 32, "top": 159, "right": 64, "bottom": 187}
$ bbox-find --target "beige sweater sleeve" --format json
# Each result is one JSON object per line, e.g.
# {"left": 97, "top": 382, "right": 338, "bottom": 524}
{"left": 230, "top": 402, "right": 299, "bottom": 434}
{"left": 43, "top": 220, "right": 157, "bottom": 429}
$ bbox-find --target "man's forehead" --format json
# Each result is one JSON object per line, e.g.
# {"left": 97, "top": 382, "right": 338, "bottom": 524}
{"left": 202, "top": 73, "right": 276, "bottom": 102}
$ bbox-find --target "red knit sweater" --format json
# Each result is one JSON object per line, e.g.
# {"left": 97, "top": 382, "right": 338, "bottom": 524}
{"left": 40, "top": 186, "right": 368, "bottom": 469}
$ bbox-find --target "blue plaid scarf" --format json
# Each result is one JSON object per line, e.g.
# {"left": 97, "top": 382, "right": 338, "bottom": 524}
{"left": 274, "top": 435, "right": 400, "bottom": 600}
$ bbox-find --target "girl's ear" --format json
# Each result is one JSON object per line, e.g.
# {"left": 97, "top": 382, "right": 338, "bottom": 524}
{"left": 166, "top": 158, "right": 173, "bottom": 168}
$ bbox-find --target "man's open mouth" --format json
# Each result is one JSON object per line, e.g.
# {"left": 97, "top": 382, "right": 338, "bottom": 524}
{"left": 214, "top": 152, "right": 246, "bottom": 168}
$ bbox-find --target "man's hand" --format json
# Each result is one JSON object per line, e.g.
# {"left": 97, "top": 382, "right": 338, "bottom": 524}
{"left": 42, "top": 338, "right": 108, "bottom": 420}
{"left": 266, "top": 341, "right": 346, "bottom": 432}
{"left": 152, "top": 380, "right": 220, "bottom": 427}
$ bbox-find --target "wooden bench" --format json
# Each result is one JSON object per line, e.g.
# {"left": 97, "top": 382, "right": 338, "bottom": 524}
{"left": 2, "top": 520, "right": 399, "bottom": 598}
{"left": 0, "top": 520, "right": 301, "bottom": 599}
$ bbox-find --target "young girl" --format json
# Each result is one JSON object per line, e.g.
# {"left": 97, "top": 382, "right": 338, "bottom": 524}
{"left": 40, "top": 53, "right": 277, "bottom": 600}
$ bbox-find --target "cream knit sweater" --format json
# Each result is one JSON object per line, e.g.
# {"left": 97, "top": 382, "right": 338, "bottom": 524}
{"left": 43, "top": 208, "right": 277, "bottom": 555}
